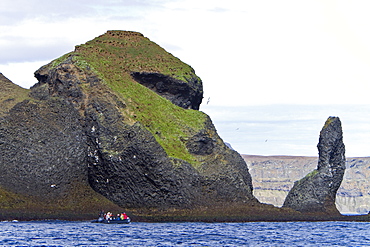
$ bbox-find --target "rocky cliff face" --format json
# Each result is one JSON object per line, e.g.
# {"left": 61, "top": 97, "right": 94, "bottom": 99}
{"left": 0, "top": 31, "right": 258, "bottom": 219}
{"left": 282, "top": 117, "right": 345, "bottom": 214}
{"left": 0, "top": 99, "right": 86, "bottom": 199}
{"left": 244, "top": 155, "right": 370, "bottom": 215}
{"left": 336, "top": 158, "right": 370, "bottom": 214}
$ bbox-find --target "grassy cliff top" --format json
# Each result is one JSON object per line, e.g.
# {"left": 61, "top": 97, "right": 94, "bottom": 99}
{"left": 53, "top": 30, "right": 200, "bottom": 83}
{"left": 0, "top": 73, "right": 30, "bottom": 116}
{"left": 50, "top": 30, "right": 207, "bottom": 165}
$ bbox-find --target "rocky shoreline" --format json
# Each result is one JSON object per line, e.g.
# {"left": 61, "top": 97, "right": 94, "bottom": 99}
{"left": 1, "top": 206, "right": 370, "bottom": 222}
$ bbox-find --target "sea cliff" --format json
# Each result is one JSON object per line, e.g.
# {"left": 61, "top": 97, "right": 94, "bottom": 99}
{"left": 0, "top": 31, "right": 266, "bottom": 221}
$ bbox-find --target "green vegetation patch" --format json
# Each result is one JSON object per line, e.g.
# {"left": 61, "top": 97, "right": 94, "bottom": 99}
{"left": 296, "top": 169, "right": 319, "bottom": 186}
{"left": 323, "top": 117, "right": 336, "bottom": 129}
{"left": 0, "top": 186, "right": 30, "bottom": 209}
{"left": 0, "top": 74, "right": 30, "bottom": 116}
{"left": 304, "top": 169, "right": 319, "bottom": 179}
{"left": 75, "top": 30, "right": 200, "bottom": 82}
{"left": 51, "top": 30, "right": 206, "bottom": 165}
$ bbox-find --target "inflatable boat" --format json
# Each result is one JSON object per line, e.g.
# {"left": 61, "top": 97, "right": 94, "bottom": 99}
{"left": 91, "top": 217, "right": 131, "bottom": 224}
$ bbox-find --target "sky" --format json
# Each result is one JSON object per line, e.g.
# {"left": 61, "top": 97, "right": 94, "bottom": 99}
{"left": 1, "top": 0, "right": 370, "bottom": 156}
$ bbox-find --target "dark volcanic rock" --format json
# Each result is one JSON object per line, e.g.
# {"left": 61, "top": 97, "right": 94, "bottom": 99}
{"left": 131, "top": 72, "right": 203, "bottom": 110}
{"left": 0, "top": 31, "right": 259, "bottom": 216}
{"left": 0, "top": 75, "right": 129, "bottom": 220}
{"left": 33, "top": 59, "right": 100, "bottom": 107}
{"left": 0, "top": 99, "right": 87, "bottom": 199}
{"left": 186, "top": 129, "right": 215, "bottom": 155}
{"left": 188, "top": 117, "right": 256, "bottom": 204}
{"left": 83, "top": 93, "right": 201, "bottom": 208}
{"left": 74, "top": 68, "right": 255, "bottom": 209}
{"left": 282, "top": 117, "right": 346, "bottom": 214}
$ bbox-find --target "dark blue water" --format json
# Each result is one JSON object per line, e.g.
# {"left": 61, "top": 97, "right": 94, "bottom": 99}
{"left": 1, "top": 221, "right": 369, "bottom": 246}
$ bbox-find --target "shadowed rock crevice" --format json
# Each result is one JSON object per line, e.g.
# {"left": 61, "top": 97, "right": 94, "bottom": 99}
{"left": 283, "top": 117, "right": 346, "bottom": 215}
{"left": 186, "top": 131, "right": 215, "bottom": 155}
{"left": 131, "top": 72, "right": 203, "bottom": 110}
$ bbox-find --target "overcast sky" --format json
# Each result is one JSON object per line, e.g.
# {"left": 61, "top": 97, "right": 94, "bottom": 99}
{"left": 1, "top": 0, "right": 370, "bottom": 156}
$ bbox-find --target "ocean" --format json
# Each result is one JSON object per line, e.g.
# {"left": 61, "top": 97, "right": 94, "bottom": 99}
{"left": 1, "top": 221, "right": 369, "bottom": 246}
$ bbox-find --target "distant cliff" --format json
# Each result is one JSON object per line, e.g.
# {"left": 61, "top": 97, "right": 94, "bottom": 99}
{"left": 0, "top": 31, "right": 262, "bottom": 220}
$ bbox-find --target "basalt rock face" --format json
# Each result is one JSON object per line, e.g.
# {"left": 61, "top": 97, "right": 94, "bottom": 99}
{"left": 0, "top": 75, "right": 120, "bottom": 218}
{"left": 0, "top": 74, "right": 87, "bottom": 200}
{"left": 0, "top": 31, "right": 258, "bottom": 216}
{"left": 283, "top": 117, "right": 346, "bottom": 214}
{"left": 0, "top": 99, "right": 86, "bottom": 199}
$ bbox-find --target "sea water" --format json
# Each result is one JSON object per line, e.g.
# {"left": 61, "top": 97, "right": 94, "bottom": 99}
{"left": 0, "top": 221, "right": 369, "bottom": 246}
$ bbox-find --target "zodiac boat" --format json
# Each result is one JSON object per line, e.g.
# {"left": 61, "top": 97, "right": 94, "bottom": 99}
{"left": 91, "top": 217, "right": 131, "bottom": 224}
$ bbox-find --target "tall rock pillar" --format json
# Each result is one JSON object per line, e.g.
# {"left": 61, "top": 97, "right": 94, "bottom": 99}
{"left": 283, "top": 117, "right": 346, "bottom": 214}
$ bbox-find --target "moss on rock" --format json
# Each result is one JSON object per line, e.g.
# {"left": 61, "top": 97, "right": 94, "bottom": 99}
{"left": 0, "top": 30, "right": 260, "bottom": 220}
{"left": 42, "top": 30, "right": 206, "bottom": 166}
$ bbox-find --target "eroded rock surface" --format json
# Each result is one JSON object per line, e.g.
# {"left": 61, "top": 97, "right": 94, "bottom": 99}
{"left": 282, "top": 117, "right": 346, "bottom": 214}
{"left": 0, "top": 99, "right": 87, "bottom": 199}
{"left": 0, "top": 31, "right": 258, "bottom": 217}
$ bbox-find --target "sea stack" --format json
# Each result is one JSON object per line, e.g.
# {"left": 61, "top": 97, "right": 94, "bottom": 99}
{"left": 283, "top": 117, "right": 346, "bottom": 215}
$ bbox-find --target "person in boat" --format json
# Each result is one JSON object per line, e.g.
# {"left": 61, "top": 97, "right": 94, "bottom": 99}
{"left": 98, "top": 210, "right": 105, "bottom": 222}
{"left": 115, "top": 214, "right": 121, "bottom": 220}
{"left": 105, "top": 212, "right": 113, "bottom": 220}
{"left": 121, "top": 212, "right": 128, "bottom": 220}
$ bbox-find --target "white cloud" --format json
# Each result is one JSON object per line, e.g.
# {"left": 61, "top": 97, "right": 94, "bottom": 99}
{"left": 0, "top": 0, "right": 164, "bottom": 24}
{"left": 138, "top": 0, "right": 370, "bottom": 105}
